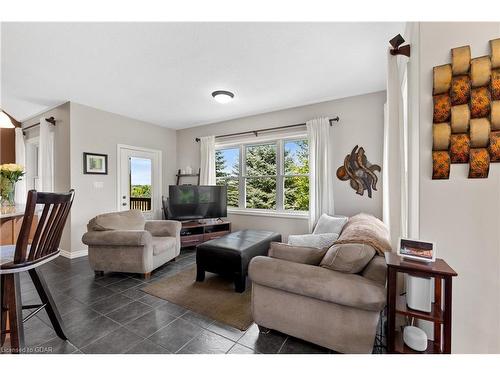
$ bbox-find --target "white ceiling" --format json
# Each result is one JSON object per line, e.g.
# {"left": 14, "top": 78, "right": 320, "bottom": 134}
{"left": 1, "top": 22, "right": 404, "bottom": 129}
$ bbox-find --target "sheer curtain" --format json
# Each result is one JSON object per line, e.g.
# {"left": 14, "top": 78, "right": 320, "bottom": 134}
{"left": 199, "top": 135, "right": 216, "bottom": 185}
{"left": 307, "top": 117, "right": 335, "bottom": 231}
{"left": 14, "top": 127, "right": 27, "bottom": 203}
{"left": 38, "top": 118, "right": 55, "bottom": 192}
{"left": 383, "top": 48, "right": 409, "bottom": 248}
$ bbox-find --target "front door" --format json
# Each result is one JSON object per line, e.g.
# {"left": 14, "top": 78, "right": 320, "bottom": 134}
{"left": 118, "top": 145, "right": 161, "bottom": 219}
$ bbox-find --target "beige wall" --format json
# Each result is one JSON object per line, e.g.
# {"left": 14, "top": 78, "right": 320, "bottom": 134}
{"left": 176, "top": 91, "right": 386, "bottom": 239}
{"left": 417, "top": 22, "right": 500, "bottom": 353}
{"left": 69, "top": 102, "right": 177, "bottom": 253}
{"left": 22, "top": 102, "right": 71, "bottom": 250}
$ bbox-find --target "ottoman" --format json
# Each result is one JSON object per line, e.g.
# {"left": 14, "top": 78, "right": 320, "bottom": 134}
{"left": 196, "top": 229, "right": 282, "bottom": 292}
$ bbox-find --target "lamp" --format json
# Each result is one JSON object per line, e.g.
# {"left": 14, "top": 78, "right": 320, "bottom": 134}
{"left": 211, "top": 90, "right": 234, "bottom": 104}
{"left": 0, "top": 110, "right": 15, "bottom": 128}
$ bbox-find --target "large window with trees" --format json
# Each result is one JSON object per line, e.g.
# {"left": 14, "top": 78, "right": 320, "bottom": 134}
{"left": 216, "top": 138, "right": 309, "bottom": 213}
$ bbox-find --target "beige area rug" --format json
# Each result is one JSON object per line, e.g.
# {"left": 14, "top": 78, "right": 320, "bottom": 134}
{"left": 142, "top": 266, "right": 252, "bottom": 331}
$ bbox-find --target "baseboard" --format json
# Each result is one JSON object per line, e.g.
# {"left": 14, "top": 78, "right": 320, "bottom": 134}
{"left": 60, "top": 249, "right": 88, "bottom": 259}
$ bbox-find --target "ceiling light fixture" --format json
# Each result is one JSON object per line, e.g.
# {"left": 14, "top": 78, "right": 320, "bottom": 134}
{"left": 0, "top": 110, "right": 15, "bottom": 128}
{"left": 211, "top": 90, "right": 234, "bottom": 104}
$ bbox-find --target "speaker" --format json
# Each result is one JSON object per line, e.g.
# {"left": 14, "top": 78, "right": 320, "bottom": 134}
{"left": 406, "top": 275, "right": 432, "bottom": 312}
{"left": 403, "top": 326, "right": 428, "bottom": 352}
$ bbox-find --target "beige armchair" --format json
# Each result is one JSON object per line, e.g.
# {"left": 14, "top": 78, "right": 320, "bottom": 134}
{"left": 249, "top": 245, "right": 387, "bottom": 353}
{"left": 82, "top": 210, "right": 181, "bottom": 279}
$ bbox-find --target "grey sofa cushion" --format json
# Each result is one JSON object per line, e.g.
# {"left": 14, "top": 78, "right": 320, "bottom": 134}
{"left": 361, "top": 255, "right": 387, "bottom": 286}
{"left": 313, "top": 214, "right": 348, "bottom": 235}
{"left": 288, "top": 233, "right": 338, "bottom": 249}
{"left": 320, "top": 243, "right": 376, "bottom": 274}
{"left": 249, "top": 256, "right": 386, "bottom": 311}
{"left": 269, "top": 242, "right": 327, "bottom": 266}
{"left": 151, "top": 236, "right": 176, "bottom": 256}
{"left": 88, "top": 210, "right": 145, "bottom": 231}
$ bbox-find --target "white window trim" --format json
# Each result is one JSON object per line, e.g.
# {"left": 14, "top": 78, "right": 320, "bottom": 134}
{"left": 216, "top": 134, "right": 309, "bottom": 216}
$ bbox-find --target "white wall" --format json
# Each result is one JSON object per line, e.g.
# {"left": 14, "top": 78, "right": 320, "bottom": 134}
{"left": 176, "top": 91, "right": 386, "bottom": 239}
{"left": 417, "top": 22, "right": 500, "bottom": 353}
{"left": 69, "top": 103, "right": 177, "bottom": 253}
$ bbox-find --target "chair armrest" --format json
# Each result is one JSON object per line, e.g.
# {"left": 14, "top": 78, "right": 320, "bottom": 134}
{"left": 268, "top": 242, "right": 327, "bottom": 265}
{"left": 249, "top": 256, "right": 386, "bottom": 312}
{"left": 145, "top": 220, "right": 181, "bottom": 238}
{"left": 82, "top": 230, "right": 152, "bottom": 247}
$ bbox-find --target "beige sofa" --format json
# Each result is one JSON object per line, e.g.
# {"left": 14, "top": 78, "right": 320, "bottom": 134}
{"left": 82, "top": 210, "right": 181, "bottom": 278}
{"left": 249, "top": 214, "right": 389, "bottom": 354}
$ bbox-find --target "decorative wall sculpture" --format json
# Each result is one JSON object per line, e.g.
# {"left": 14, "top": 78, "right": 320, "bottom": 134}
{"left": 432, "top": 38, "right": 500, "bottom": 179}
{"left": 336, "top": 145, "right": 381, "bottom": 198}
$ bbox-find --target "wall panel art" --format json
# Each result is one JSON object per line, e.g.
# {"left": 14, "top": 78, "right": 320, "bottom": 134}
{"left": 432, "top": 38, "right": 500, "bottom": 179}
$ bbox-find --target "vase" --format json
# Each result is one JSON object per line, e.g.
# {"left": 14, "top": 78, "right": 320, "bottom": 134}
{"left": 0, "top": 177, "right": 15, "bottom": 207}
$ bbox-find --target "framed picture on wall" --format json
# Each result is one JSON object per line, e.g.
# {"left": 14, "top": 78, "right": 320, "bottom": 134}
{"left": 83, "top": 152, "right": 108, "bottom": 175}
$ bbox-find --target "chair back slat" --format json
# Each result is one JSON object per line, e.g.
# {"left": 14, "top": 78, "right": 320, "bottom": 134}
{"left": 9, "top": 189, "right": 75, "bottom": 267}
{"left": 27, "top": 204, "right": 50, "bottom": 261}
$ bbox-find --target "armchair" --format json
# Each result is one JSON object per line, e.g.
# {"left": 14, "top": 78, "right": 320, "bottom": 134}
{"left": 82, "top": 210, "right": 181, "bottom": 279}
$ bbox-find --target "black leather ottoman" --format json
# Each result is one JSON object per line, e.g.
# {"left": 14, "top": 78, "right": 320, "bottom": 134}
{"left": 196, "top": 229, "right": 282, "bottom": 293}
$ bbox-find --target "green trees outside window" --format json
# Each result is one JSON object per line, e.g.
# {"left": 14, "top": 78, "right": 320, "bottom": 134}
{"left": 215, "top": 138, "right": 309, "bottom": 212}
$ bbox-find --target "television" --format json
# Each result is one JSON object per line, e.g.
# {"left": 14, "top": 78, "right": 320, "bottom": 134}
{"left": 167, "top": 185, "right": 227, "bottom": 221}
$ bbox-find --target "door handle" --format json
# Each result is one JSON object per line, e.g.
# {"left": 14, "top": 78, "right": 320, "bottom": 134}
{"left": 122, "top": 196, "right": 126, "bottom": 199}
{"left": 122, "top": 203, "right": 127, "bottom": 206}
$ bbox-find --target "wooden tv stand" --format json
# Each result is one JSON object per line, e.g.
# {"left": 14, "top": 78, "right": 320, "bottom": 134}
{"left": 180, "top": 220, "right": 231, "bottom": 249}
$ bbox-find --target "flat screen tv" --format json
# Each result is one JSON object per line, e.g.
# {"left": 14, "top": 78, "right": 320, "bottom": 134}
{"left": 168, "top": 185, "right": 227, "bottom": 221}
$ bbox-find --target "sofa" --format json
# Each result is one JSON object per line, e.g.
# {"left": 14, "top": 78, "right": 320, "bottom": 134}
{"left": 248, "top": 213, "right": 390, "bottom": 353}
{"left": 82, "top": 210, "right": 181, "bottom": 278}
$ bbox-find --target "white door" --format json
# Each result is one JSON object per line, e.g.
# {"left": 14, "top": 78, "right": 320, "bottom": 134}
{"left": 118, "top": 145, "right": 162, "bottom": 219}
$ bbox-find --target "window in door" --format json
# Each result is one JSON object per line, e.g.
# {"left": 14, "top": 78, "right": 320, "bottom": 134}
{"left": 129, "top": 157, "right": 152, "bottom": 212}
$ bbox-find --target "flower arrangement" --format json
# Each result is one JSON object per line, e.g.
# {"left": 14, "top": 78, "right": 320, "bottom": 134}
{"left": 0, "top": 163, "right": 25, "bottom": 207}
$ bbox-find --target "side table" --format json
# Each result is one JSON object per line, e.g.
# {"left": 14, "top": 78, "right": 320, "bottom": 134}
{"left": 385, "top": 252, "right": 458, "bottom": 354}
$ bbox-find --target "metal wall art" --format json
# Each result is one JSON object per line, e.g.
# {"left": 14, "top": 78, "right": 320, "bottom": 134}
{"left": 432, "top": 38, "right": 500, "bottom": 179}
{"left": 336, "top": 145, "right": 381, "bottom": 198}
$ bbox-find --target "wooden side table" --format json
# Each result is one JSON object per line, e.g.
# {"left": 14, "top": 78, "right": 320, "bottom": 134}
{"left": 385, "top": 252, "right": 458, "bottom": 354}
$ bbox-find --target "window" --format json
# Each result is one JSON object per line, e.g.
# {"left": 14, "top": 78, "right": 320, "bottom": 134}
{"left": 216, "top": 138, "right": 309, "bottom": 213}
{"left": 215, "top": 148, "right": 239, "bottom": 207}
{"left": 129, "top": 157, "right": 152, "bottom": 212}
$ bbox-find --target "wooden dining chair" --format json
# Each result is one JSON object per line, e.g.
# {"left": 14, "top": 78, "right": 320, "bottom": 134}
{"left": 0, "top": 189, "right": 75, "bottom": 354}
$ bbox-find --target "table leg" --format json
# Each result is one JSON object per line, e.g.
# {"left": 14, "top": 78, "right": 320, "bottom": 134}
{"left": 443, "top": 276, "right": 453, "bottom": 354}
{"left": 386, "top": 267, "right": 397, "bottom": 353}
{"left": 5, "top": 273, "right": 24, "bottom": 353}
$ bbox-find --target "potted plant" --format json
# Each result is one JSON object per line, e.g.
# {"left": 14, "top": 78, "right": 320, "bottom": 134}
{"left": 0, "top": 163, "right": 25, "bottom": 207}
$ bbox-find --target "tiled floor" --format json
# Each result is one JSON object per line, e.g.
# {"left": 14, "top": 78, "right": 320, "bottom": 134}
{"left": 3, "top": 248, "right": 336, "bottom": 354}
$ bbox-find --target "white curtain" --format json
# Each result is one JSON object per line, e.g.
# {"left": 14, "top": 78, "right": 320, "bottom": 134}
{"left": 199, "top": 135, "right": 216, "bottom": 185}
{"left": 307, "top": 117, "right": 335, "bottom": 231}
{"left": 38, "top": 118, "right": 55, "bottom": 192}
{"left": 383, "top": 49, "right": 408, "bottom": 248}
{"left": 14, "top": 128, "right": 27, "bottom": 203}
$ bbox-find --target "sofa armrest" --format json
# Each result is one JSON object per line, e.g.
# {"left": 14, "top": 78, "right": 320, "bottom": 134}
{"left": 82, "top": 230, "right": 152, "bottom": 247}
{"left": 268, "top": 242, "right": 327, "bottom": 265}
{"left": 145, "top": 220, "right": 181, "bottom": 237}
{"left": 249, "top": 256, "right": 386, "bottom": 312}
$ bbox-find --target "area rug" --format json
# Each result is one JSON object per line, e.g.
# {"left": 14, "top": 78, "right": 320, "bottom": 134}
{"left": 141, "top": 266, "right": 252, "bottom": 330}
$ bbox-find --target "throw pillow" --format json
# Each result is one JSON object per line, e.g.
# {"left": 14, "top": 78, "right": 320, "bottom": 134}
{"left": 269, "top": 242, "right": 328, "bottom": 266}
{"left": 312, "top": 213, "right": 348, "bottom": 235}
{"left": 288, "top": 233, "right": 339, "bottom": 249}
{"left": 320, "top": 243, "right": 376, "bottom": 274}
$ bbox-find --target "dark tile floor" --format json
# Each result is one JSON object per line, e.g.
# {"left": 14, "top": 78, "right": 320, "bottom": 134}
{"left": 4, "top": 248, "right": 336, "bottom": 354}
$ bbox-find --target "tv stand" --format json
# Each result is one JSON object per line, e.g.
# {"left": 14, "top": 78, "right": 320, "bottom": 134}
{"left": 180, "top": 220, "right": 231, "bottom": 249}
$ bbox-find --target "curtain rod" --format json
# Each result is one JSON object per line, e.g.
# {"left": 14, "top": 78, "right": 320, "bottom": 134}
{"left": 22, "top": 116, "right": 56, "bottom": 133}
{"left": 195, "top": 116, "right": 339, "bottom": 142}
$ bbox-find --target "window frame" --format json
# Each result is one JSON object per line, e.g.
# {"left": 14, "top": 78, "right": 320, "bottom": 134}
{"left": 215, "top": 135, "right": 310, "bottom": 216}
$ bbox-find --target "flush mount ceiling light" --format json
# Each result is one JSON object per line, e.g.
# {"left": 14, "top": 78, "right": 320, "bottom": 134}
{"left": 211, "top": 90, "right": 234, "bottom": 104}
{"left": 0, "top": 110, "right": 15, "bottom": 128}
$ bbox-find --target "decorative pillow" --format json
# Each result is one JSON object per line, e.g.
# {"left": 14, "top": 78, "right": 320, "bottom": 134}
{"left": 88, "top": 210, "right": 145, "bottom": 231}
{"left": 320, "top": 243, "right": 376, "bottom": 274}
{"left": 288, "top": 233, "right": 339, "bottom": 249}
{"left": 269, "top": 242, "right": 327, "bottom": 266}
{"left": 312, "top": 214, "right": 348, "bottom": 235}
